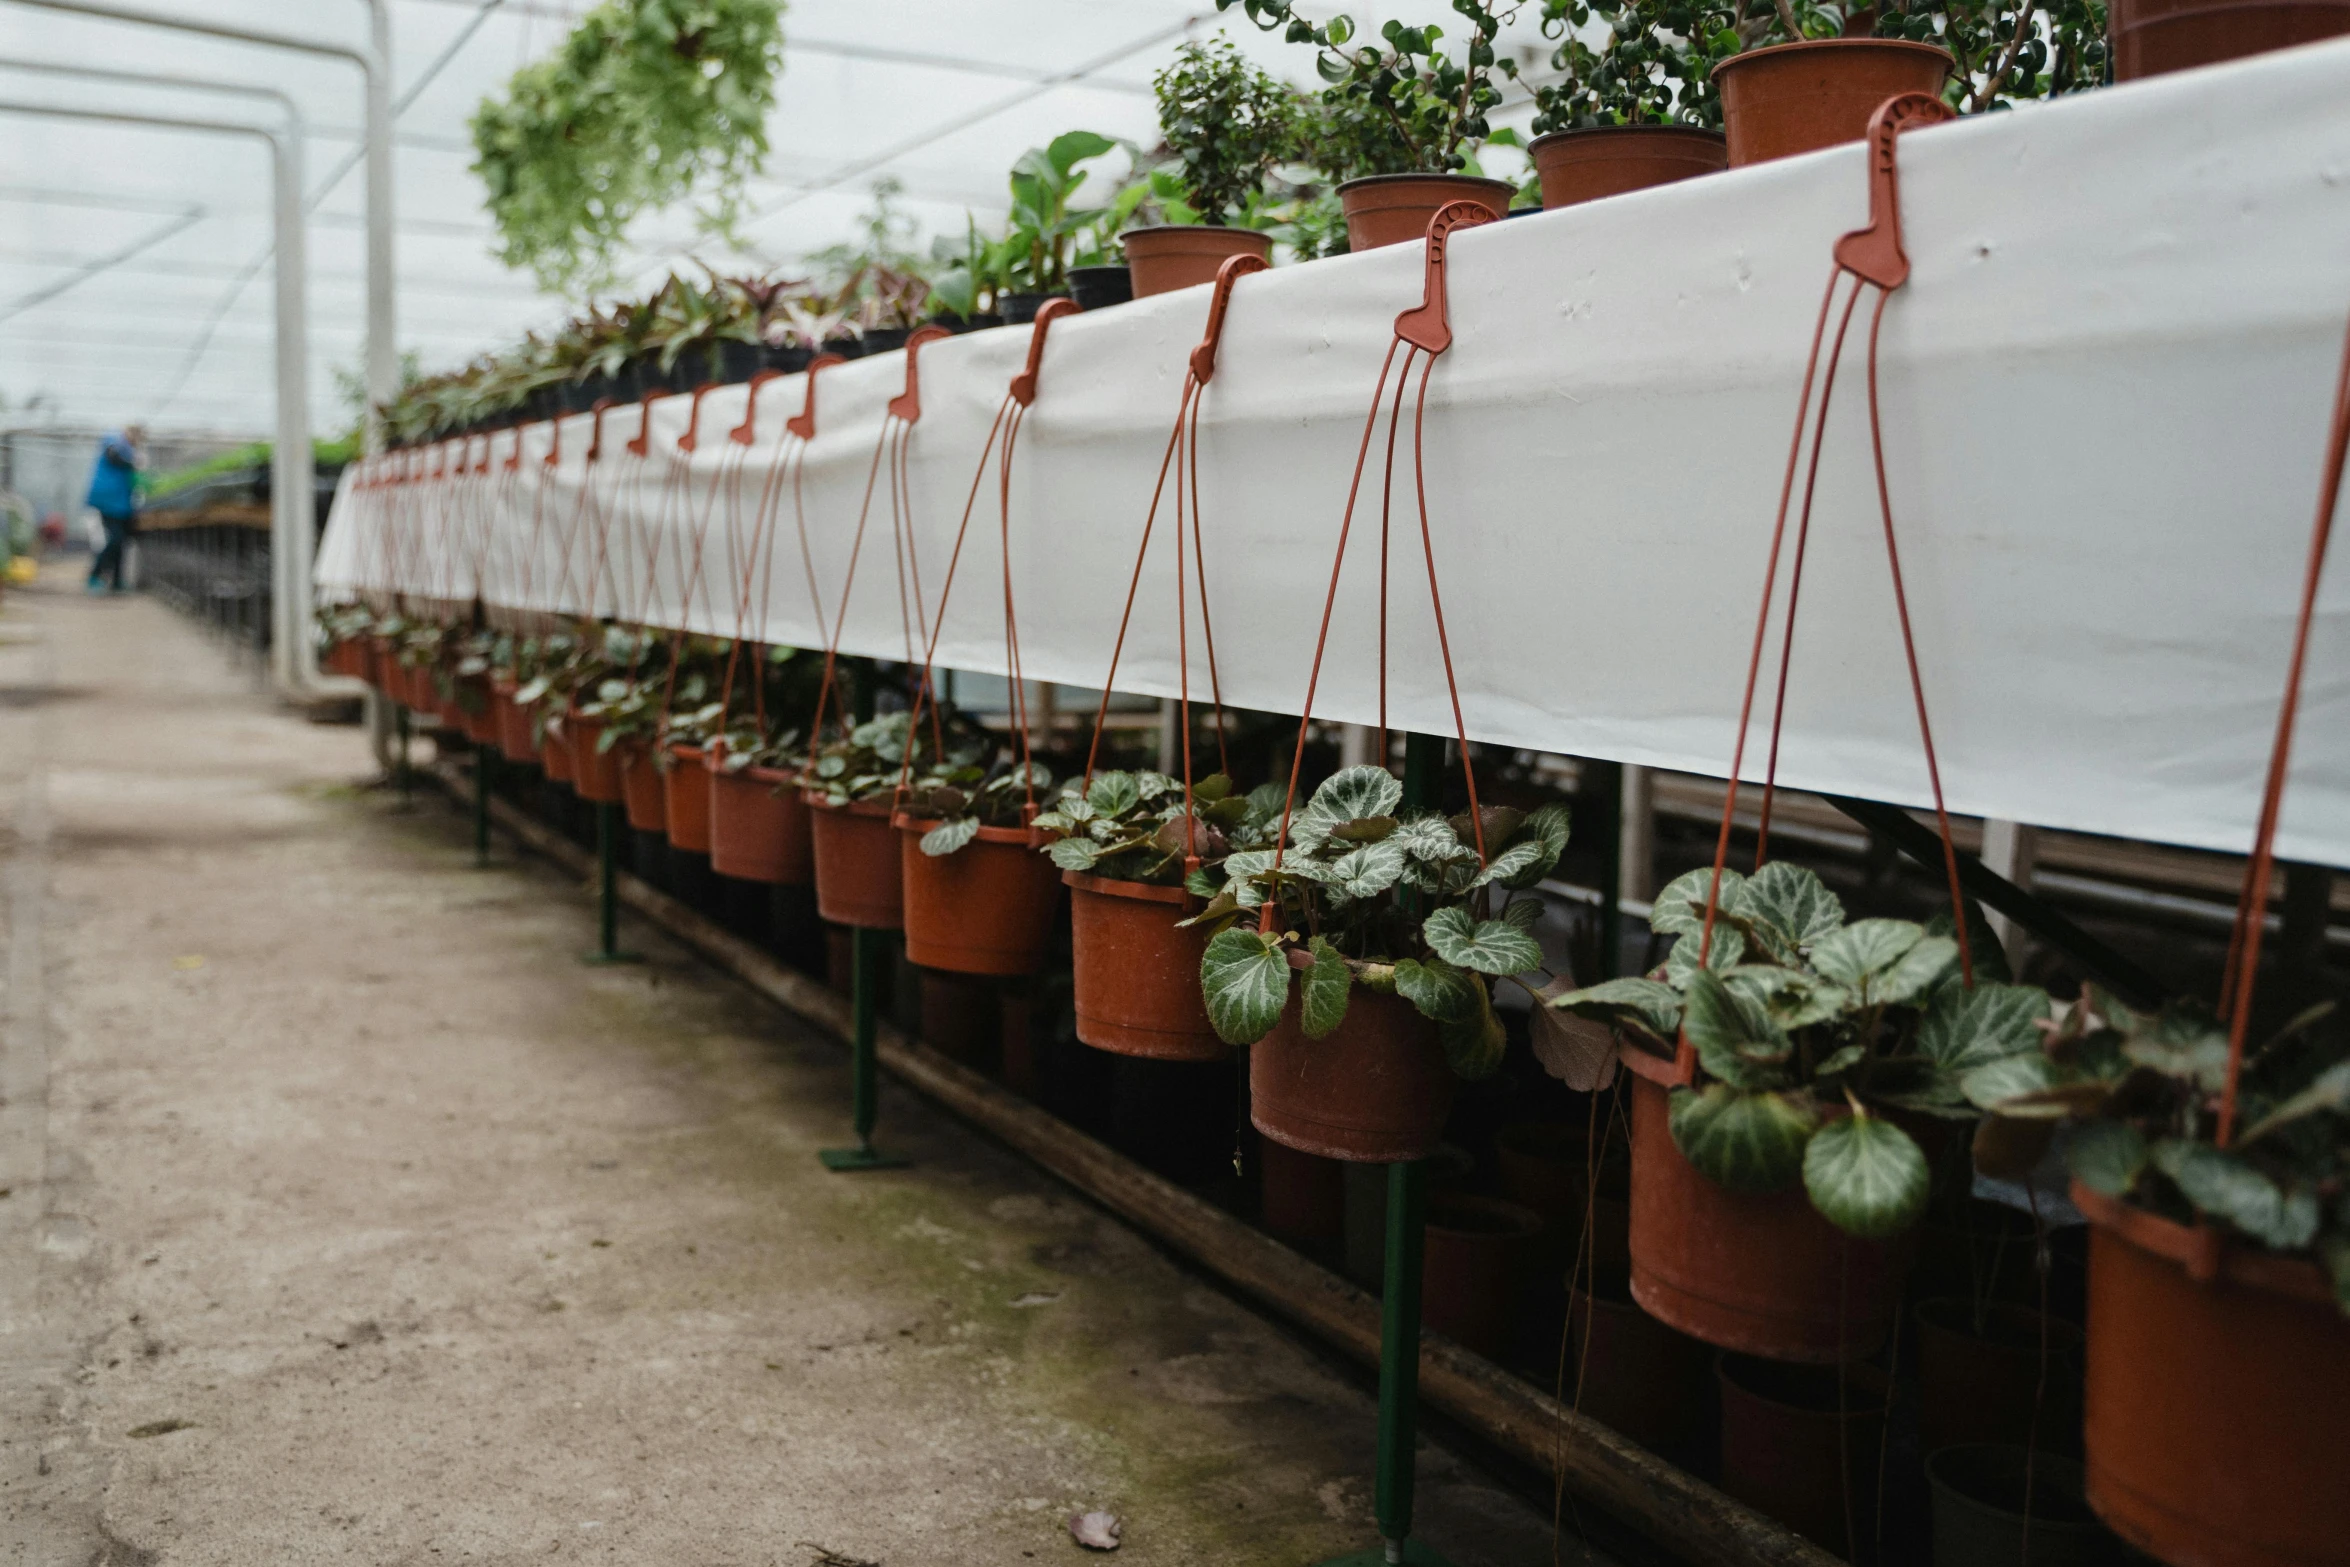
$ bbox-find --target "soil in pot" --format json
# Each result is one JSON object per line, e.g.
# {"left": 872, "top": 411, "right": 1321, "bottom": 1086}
{"left": 1251, "top": 989, "right": 1453, "bottom": 1163}
{"left": 1713, "top": 39, "right": 1954, "bottom": 167}
{"left": 1338, "top": 173, "right": 1517, "bottom": 250}
{"left": 1000, "top": 292, "right": 1070, "bottom": 326}
{"left": 898, "top": 821, "right": 1061, "bottom": 975}
{"left": 619, "top": 746, "right": 667, "bottom": 835}
{"left": 1626, "top": 1075, "right": 1914, "bottom": 1361}
{"left": 1528, "top": 126, "right": 1727, "bottom": 210}
{"left": 917, "top": 967, "right": 1000, "bottom": 1068}
{"left": 808, "top": 797, "right": 904, "bottom": 930}
{"left": 1914, "top": 1297, "right": 2084, "bottom": 1457}
{"left": 2079, "top": 1210, "right": 2350, "bottom": 1567}
{"left": 1258, "top": 1136, "right": 1346, "bottom": 1250}
{"left": 663, "top": 746, "right": 714, "bottom": 853}
{"left": 1567, "top": 1276, "right": 1712, "bottom": 1458}
{"left": 1121, "top": 225, "right": 1273, "bottom": 297}
{"left": 1065, "top": 871, "right": 1223, "bottom": 1060}
{"left": 708, "top": 764, "right": 814, "bottom": 885}
{"left": 567, "top": 714, "right": 625, "bottom": 804}
{"left": 1717, "top": 1353, "right": 1893, "bottom": 1559}
{"left": 1421, "top": 1195, "right": 1543, "bottom": 1360}
{"left": 1068, "top": 264, "right": 1133, "bottom": 310}
{"left": 1927, "top": 1445, "right": 2112, "bottom": 1567}
{"left": 2112, "top": 0, "right": 2350, "bottom": 78}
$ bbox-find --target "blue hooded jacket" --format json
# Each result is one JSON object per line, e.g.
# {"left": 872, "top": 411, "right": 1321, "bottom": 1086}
{"left": 86, "top": 431, "right": 140, "bottom": 519}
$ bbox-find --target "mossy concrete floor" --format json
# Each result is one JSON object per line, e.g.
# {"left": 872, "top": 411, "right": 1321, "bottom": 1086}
{"left": 0, "top": 583, "right": 1587, "bottom": 1567}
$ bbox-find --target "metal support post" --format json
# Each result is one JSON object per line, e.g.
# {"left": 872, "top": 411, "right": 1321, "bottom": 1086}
{"left": 820, "top": 925, "right": 908, "bottom": 1171}
{"left": 1591, "top": 759, "right": 1624, "bottom": 981}
{"left": 473, "top": 741, "right": 494, "bottom": 867}
{"left": 393, "top": 703, "right": 411, "bottom": 805}
{"left": 1321, "top": 732, "right": 1451, "bottom": 1567}
{"left": 580, "top": 802, "right": 644, "bottom": 965}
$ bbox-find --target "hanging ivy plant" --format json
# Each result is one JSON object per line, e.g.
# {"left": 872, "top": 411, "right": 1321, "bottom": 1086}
{"left": 470, "top": 0, "right": 787, "bottom": 294}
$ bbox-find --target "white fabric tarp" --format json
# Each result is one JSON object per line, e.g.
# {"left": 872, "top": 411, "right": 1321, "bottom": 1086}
{"left": 319, "top": 38, "right": 2350, "bottom": 871}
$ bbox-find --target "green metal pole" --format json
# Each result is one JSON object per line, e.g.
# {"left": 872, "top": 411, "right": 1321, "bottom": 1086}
{"left": 822, "top": 925, "right": 908, "bottom": 1170}
{"left": 393, "top": 703, "right": 411, "bottom": 805}
{"left": 579, "top": 801, "right": 642, "bottom": 965}
{"left": 473, "top": 741, "right": 493, "bottom": 867}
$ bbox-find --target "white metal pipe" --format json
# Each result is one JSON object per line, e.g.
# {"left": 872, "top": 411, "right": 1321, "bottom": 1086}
{"left": 0, "top": 99, "right": 312, "bottom": 700}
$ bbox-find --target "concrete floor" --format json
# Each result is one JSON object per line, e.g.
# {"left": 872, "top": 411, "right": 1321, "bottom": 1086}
{"left": 0, "top": 582, "right": 1581, "bottom": 1566}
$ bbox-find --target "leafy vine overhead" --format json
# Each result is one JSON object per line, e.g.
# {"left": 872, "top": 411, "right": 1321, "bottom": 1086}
{"left": 470, "top": 0, "right": 788, "bottom": 293}
{"left": 1220, "top": 0, "right": 1526, "bottom": 177}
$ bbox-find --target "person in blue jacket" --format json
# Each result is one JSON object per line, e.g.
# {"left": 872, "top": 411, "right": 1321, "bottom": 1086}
{"left": 85, "top": 425, "right": 144, "bottom": 594}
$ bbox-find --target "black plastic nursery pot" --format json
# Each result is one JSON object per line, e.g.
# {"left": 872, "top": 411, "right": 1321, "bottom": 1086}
{"left": 1925, "top": 1446, "right": 2111, "bottom": 1567}
{"left": 1068, "top": 265, "right": 1133, "bottom": 311}
{"left": 861, "top": 326, "right": 910, "bottom": 356}
{"left": 715, "top": 339, "right": 764, "bottom": 385}
{"left": 764, "top": 342, "right": 813, "bottom": 375}
{"left": 1000, "top": 292, "right": 1070, "bottom": 325}
{"left": 820, "top": 335, "right": 866, "bottom": 361}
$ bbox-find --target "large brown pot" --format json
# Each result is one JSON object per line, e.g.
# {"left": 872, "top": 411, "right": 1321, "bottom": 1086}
{"left": 2112, "top": 0, "right": 2350, "bottom": 77}
{"left": 1066, "top": 871, "right": 1224, "bottom": 1060}
{"left": 1251, "top": 990, "right": 1453, "bottom": 1163}
{"left": 1718, "top": 1355, "right": 1893, "bottom": 1557}
{"left": 1528, "top": 125, "right": 1727, "bottom": 209}
{"left": 1120, "top": 224, "right": 1274, "bottom": 297}
{"left": 1421, "top": 1195, "right": 1543, "bottom": 1360}
{"left": 1337, "top": 173, "right": 1517, "bottom": 250}
{"left": 708, "top": 764, "right": 813, "bottom": 884}
{"left": 618, "top": 746, "right": 666, "bottom": 834}
{"left": 1568, "top": 1279, "right": 1712, "bottom": 1456}
{"left": 541, "top": 721, "right": 577, "bottom": 785}
{"left": 1259, "top": 1137, "right": 1346, "bottom": 1247}
{"left": 566, "top": 713, "right": 624, "bottom": 804}
{"left": 1625, "top": 1075, "right": 1912, "bottom": 1361}
{"left": 2075, "top": 1184, "right": 2350, "bottom": 1567}
{"left": 1713, "top": 39, "right": 1953, "bottom": 167}
{"left": 808, "top": 797, "right": 903, "bottom": 929}
{"left": 493, "top": 681, "right": 539, "bottom": 766}
{"left": 664, "top": 744, "right": 713, "bottom": 853}
{"left": 898, "top": 818, "right": 1061, "bottom": 975}
{"left": 1915, "top": 1297, "right": 2083, "bottom": 1457}
{"left": 323, "top": 637, "right": 368, "bottom": 681}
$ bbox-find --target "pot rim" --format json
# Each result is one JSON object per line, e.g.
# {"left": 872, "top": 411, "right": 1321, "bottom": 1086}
{"left": 1336, "top": 171, "right": 1518, "bottom": 198}
{"left": 805, "top": 792, "right": 897, "bottom": 820}
{"left": 1119, "top": 221, "right": 1274, "bottom": 240}
{"left": 892, "top": 813, "right": 1045, "bottom": 847}
{"left": 1922, "top": 1444, "right": 2097, "bottom": 1528}
{"left": 710, "top": 759, "right": 801, "bottom": 787}
{"left": 2071, "top": 1179, "right": 2333, "bottom": 1304}
{"left": 666, "top": 741, "right": 706, "bottom": 763}
{"left": 1063, "top": 867, "right": 1192, "bottom": 904}
{"left": 1711, "top": 35, "right": 1955, "bottom": 78}
{"left": 1527, "top": 124, "right": 1727, "bottom": 151}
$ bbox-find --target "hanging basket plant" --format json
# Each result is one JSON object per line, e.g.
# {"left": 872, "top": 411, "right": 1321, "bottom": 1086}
{"left": 470, "top": 0, "right": 787, "bottom": 293}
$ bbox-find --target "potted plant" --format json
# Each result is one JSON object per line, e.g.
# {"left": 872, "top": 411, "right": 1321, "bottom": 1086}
{"left": 706, "top": 645, "right": 821, "bottom": 885}
{"left": 925, "top": 218, "right": 1012, "bottom": 331}
{"left": 1220, "top": 0, "right": 1521, "bottom": 249}
{"left": 575, "top": 646, "right": 694, "bottom": 836}
{"left": 658, "top": 689, "right": 727, "bottom": 856}
{"left": 999, "top": 130, "right": 1123, "bottom": 322}
{"left": 801, "top": 710, "right": 937, "bottom": 929}
{"left": 1032, "top": 770, "right": 1284, "bottom": 1060}
{"left": 1121, "top": 39, "right": 1297, "bottom": 297}
{"left": 896, "top": 757, "right": 1064, "bottom": 977}
{"left": 1187, "top": 764, "right": 1569, "bottom": 1161}
{"left": 1525, "top": 0, "right": 1729, "bottom": 207}
{"left": 1548, "top": 860, "right": 2054, "bottom": 1360}
{"left": 1966, "top": 988, "right": 2348, "bottom": 1567}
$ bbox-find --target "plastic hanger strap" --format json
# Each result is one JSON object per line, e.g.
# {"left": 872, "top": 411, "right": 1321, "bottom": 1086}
{"left": 889, "top": 324, "right": 954, "bottom": 424}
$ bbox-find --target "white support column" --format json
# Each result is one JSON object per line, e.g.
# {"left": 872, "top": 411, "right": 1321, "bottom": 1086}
{"left": 1979, "top": 819, "right": 2039, "bottom": 949}
{"left": 1619, "top": 763, "right": 1655, "bottom": 904}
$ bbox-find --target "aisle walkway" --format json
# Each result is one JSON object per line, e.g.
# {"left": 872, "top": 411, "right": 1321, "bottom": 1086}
{"left": 0, "top": 583, "right": 1567, "bottom": 1566}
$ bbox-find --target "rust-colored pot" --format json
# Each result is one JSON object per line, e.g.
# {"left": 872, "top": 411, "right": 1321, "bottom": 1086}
{"left": 567, "top": 713, "right": 624, "bottom": 804}
{"left": 400, "top": 663, "right": 437, "bottom": 713}
{"left": 1259, "top": 1137, "right": 1346, "bottom": 1246}
{"left": 1066, "top": 871, "right": 1224, "bottom": 1060}
{"left": 2113, "top": 0, "right": 2350, "bottom": 77}
{"left": 493, "top": 681, "right": 539, "bottom": 765}
{"left": 1528, "top": 125, "right": 1727, "bottom": 209}
{"left": 1120, "top": 224, "right": 1274, "bottom": 297}
{"left": 898, "top": 818, "right": 1061, "bottom": 976}
{"left": 663, "top": 745, "right": 712, "bottom": 852}
{"left": 1251, "top": 990, "right": 1453, "bottom": 1163}
{"left": 1337, "top": 173, "right": 1517, "bottom": 250}
{"left": 323, "top": 638, "right": 367, "bottom": 680}
{"left": 1625, "top": 1075, "right": 1912, "bottom": 1360}
{"left": 1496, "top": 1118, "right": 1633, "bottom": 1283}
{"left": 541, "top": 721, "right": 577, "bottom": 785}
{"left": 1915, "top": 1297, "right": 2083, "bottom": 1457}
{"left": 808, "top": 797, "right": 903, "bottom": 929}
{"left": 1421, "top": 1195, "right": 1543, "bottom": 1360}
{"left": 917, "top": 968, "right": 999, "bottom": 1066}
{"left": 2076, "top": 1184, "right": 2350, "bottom": 1567}
{"left": 708, "top": 763, "right": 813, "bottom": 884}
{"left": 1717, "top": 1355, "right": 1892, "bottom": 1557}
{"left": 367, "top": 635, "right": 395, "bottom": 690}
{"left": 1713, "top": 39, "right": 1954, "bottom": 167}
{"left": 618, "top": 745, "right": 666, "bottom": 834}
{"left": 1569, "top": 1279, "right": 1712, "bottom": 1456}
{"left": 462, "top": 698, "right": 501, "bottom": 747}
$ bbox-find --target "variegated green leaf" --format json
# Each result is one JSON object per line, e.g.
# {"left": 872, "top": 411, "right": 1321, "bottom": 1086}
{"left": 1874, "top": 934, "right": 1960, "bottom": 1005}
{"left": 2066, "top": 1119, "right": 2147, "bottom": 1195}
{"left": 1810, "top": 918, "right": 1925, "bottom": 990}
{"left": 1293, "top": 765, "right": 1402, "bottom": 850}
{"left": 1324, "top": 839, "right": 1409, "bottom": 900}
{"left": 1547, "top": 976, "right": 1683, "bottom": 1041}
{"left": 1423, "top": 905, "right": 1544, "bottom": 976}
{"left": 2151, "top": 1140, "right": 2320, "bottom": 1249}
{"left": 1087, "top": 771, "right": 1141, "bottom": 817}
{"left": 1734, "top": 861, "right": 1845, "bottom": 962}
{"left": 1681, "top": 966, "right": 1792, "bottom": 1088}
{"left": 1668, "top": 1084, "right": 1814, "bottom": 1193}
{"left": 1302, "top": 936, "right": 1352, "bottom": 1039}
{"left": 1200, "top": 927, "right": 1291, "bottom": 1046}
{"left": 1649, "top": 866, "right": 1746, "bottom": 938}
{"left": 1803, "top": 1111, "right": 1929, "bottom": 1239}
{"left": 1664, "top": 923, "right": 1746, "bottom": 986}
{"left": 1393, "top": 954, "right": 1480, "bottom": 1026}
{"left": 920, "top": 816, "right": 980, "bottom": 857}
{"left": 1048, "top": 837, "right": 1101, "bottom": 871}
{"left": 1916, "top": 982, "right": 2051, "bottom": 1071}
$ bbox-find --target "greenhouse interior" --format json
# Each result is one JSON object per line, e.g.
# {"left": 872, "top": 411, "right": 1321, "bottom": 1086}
{"left": 1, "top": 0, "right": 2345, "bottom": 1563}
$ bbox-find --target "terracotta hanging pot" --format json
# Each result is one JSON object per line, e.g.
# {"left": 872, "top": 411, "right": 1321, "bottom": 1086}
{"left": 462, "top": 697, "right": 501, "bottom": 748}
{"left": 1065, "top": 871, "right": 1225, "bottom": 1060}
{"left": 2074, "top": 1184, "right": 2350, "bottom": 1567}
{"left": 1914, "top": 1297, "right": 2084, "bottom": 1457}
{"left": 1717, "top": 1355, "right": 1892, "bottom": 1557}
{"left": 1420, "top": 1195, "right": 1543, "bottom": 1360}
{"left": 1528, "top": 125, "right": 1727, "bottom": 209}
{"left": 1258, "top": 1137, "right": 1346, "bottom": 1247}
{"left": 492, "top": 680, "right": 538, "bottom": 765}
{"left": 1712, "top": 39, "right": 1953, "bottom": 167}
{"left": 402, "top": 664, "right": 438, "bottom": 714}
{"left": 618, "top": 745, "right": 667, "bottom": 835}
{"left": 662, "top": 745, "right": 714, "bottom": 852}
{"left": 323, "top": 638, "right": 367, "bottom": 680}
{"left": 1567, "top": 1279, "right": 1713, "bottom": 1457}
{"left": 917, "top": 968, "right": 1000, "bottom": 1066}
{"left": 1251, "top": 990, "right": 1453, "bottom": 1163}
{"left": 708, "top": 764, "right": 814, "bottom": 884}
{"left": 1926, "top": 1446, "right": 2109, "bottom": 1567}
{"left": 367, "top": 635, "right": 395, "bottom": 690}
{"left": 1121, "top": 225, "right": 1275, "bottom": 298}
{"left": 566, "top": 712, "right": 625, "bottom": 804}
{"left": 808, "top": 796, "right": 903, "bottom": 929}
{"left": 1625, "top": 1075, "right": 1913, "bottom": 1361}
{"left": 540, "top": 719, "right": 577, "bottom": 786}
{"left": 896, "top": 818, "right": 1061, "bottom": 976}
{"left": 1337, "top": 173, "right": 1517, "bottom": 250}
{"left": 2111, "top": 0, "right": 2350, "bottom": 78}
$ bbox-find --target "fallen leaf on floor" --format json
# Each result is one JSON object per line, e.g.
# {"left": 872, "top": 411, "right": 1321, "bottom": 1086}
{"left": 127, "top": 1419, "right": 194, "bottom": 1439}
{"left": 796, "top": 1543, "right": 879, "bottom": 1567}
{"left": 171, "top": 956, "right": 205, "bottom": 971}
{"left": 1009, "top": 1291, "right": 1060, "bottom": 1308}
{"left": 1069, "top": 1511, "right": 1121, "bottom": 1551}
